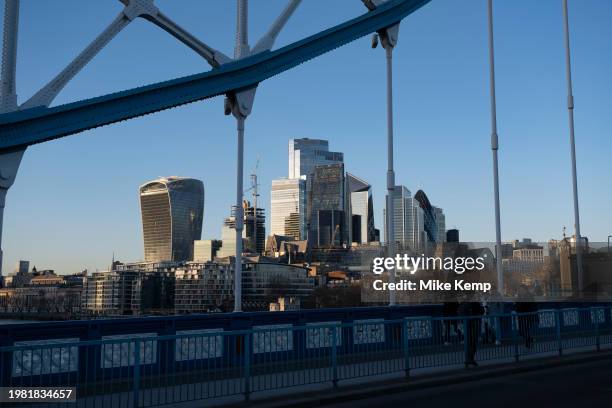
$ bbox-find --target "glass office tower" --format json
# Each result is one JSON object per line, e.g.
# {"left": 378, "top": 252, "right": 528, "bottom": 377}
{"left": 347, "top": 173, "right": 375, "bottom": 244}
{"left": 288, "top": 139, "right": 344, "bottom": 245}
{"left": 288, "top": 138, "right": 343, "bottom": 180}
{"left": 308, "top": 163, "right": 346, "bottom": 246}
{"left": 433, "top": 206, "right": 446, "bottom": 243}
{"left": 270, "top": 178, "right": 306, "bottom": 240}
{"left": 385, "top": 185, "right": 423, "bottom": 253}
{"left": 140, "top": 177, "right": 204, "bottom": 262}
{"left": 385, "top": 187, "right": 446, "bottom": 253}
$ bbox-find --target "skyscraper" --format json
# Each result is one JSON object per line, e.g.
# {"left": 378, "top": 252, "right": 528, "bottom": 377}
{"left": 385, "top": 185, "right": 424, "bottom": 253}
{"left": 386, "top": 187, "right": 447, "bottom": 253}
{"left": 218, "top": 215, "right": 240, "bottom": 259}
{"left": 243, "top": 202, "right": 266, "bottom": 254}
{"left": 446, "top": 229, "right": 460, "bottom": 243}
{"left": 288, "top": 138, "right": 343, "bottom": 180}
{"left": 284, "top": 213, "right": 302, "bottom": 241}
{"left": 414, "top": 190, "right": 440, "bottom": 245}
{"left": 309, "top": 163, "right": 346, "bottom": 246}
{"left": 433, "top": 206, "right": 446, "bottom": 243}
{"left": 270, "top": 178, "right": 306, "bottom": 240}
{"left": 218, "top": 201, "right": 265, "bottom": 257}
{"left": 411, "top": 202, "right": 426, "bottom": 252}
{"left": 288, "top": 138, "right": 344, "bottom": 245}
{"left": 347, "top": 173, "right": 375, "bottom": 244}
{"left": 140, "top": 177, "right": 204, "bottom": 262}
{"left": 315, "top": 209, "right": 345, "bottom": 247}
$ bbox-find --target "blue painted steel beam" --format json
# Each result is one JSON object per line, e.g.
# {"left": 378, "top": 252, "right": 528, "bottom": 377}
{"left": 0, "top": 0, "right": 430, "bottom": 153}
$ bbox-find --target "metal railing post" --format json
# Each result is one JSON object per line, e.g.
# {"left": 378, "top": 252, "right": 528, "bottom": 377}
{"left": 511, "top": 312, "right": 519, "bottom": 362}
{"left": 331, "top": 324, "right": 338, "bottom": 388}
{"left": 403, "top": 318, "right": 410, "bottom": 378}
{"left": 0, "top": 338, "right": 13, "bottom": 387}
{"left": 463, "top": 318, "right": 469, "bottom": 366}
{"left": 133, "top": 340, "right": 141, "bottom": 408}
{"left": 556, "top": 309, "right": 563, "bottom": 356}
{"left": 593, "top": 308, "right": 601, "bottom": 352}
{"left": 244, "top": 332, "right": 251, "bottom": 401}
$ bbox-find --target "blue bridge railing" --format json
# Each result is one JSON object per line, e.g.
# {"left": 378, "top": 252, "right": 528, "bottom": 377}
{"left": 1, "top": 306, "right": 611, "bottom": 407}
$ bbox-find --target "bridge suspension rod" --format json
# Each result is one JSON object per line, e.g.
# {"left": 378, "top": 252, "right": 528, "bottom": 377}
{"left": 562, "top": 0, "right": 583, "bottom": 290}
{"left": 487, "top": 0, "right": 504, "bottom": 296}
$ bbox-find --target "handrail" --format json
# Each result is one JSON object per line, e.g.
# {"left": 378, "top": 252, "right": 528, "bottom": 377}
{"left": 1, "top": 306, "right": 607, "bottom": 352}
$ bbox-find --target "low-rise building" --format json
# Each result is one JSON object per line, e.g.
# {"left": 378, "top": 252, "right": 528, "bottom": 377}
{"left": 0, "top": 271, "right": 84, "bottom": 318}
{"left": 193, "top": 239, "right": 222, "bottom": 262}
{"left": 81, "top": 270, "right": 141, "bottom": 316}
{"left": 174, "top": 257, "right": 314, "bottom": 313}
{"left": 174, "top": 261, "right": 233, "bottom": 313}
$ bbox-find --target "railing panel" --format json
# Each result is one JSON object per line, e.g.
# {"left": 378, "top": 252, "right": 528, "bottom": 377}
{"left": 0, "top": 307, "right": 609, "bottom": 406}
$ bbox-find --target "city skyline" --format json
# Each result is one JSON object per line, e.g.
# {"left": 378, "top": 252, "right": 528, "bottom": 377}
{"left": 2, "top": 0, "right": 611, "bottom": 273}
{"left": 1, "top": 3, "right": 611, "bottom": 406}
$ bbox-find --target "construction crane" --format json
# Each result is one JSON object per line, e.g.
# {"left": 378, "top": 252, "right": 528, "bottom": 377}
{"left": 322, "top": 223, "right": 341, "bottom": 265}
{"left": 243, "top": 157, "right": 260, "bottom": 254}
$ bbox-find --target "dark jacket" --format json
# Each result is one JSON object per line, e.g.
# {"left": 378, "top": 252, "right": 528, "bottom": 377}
{"left": 458, "top": 302, "right": 484, "bottom": 317}
{"left": 442, "top": 302, "right": 459, "bottom": 317}
{"left": 515, "top": 302, "right": 538, "bottom": 314}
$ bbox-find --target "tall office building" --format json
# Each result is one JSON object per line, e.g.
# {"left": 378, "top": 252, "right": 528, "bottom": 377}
{"left": 433, "top": 206, "right": 446, "bottom": 243}
{"left": 243, "top": 202, "right": 266, "bottom": 254}
{"left": 385, "top": 185, "right": 425, "bottom": 253}
{"left": 315, "top": 209, "right": 345, "bottom": 247}
{"left": 217, "top": 201, "right": 265, "bottom": 257}
{"left": 14, "top": 260, "right": 29, "bottom": 274}
{"left": 284, "top": 213, "right": 303, "bottom": 241}
{"left": 309, "top": 163, "right": 346, "bottom": 246}
{"left": 446, "top": 229, "right": 460, "bottom": 243}
{"left": 413, "top": 190, "right": 446, "bottom": 249}
{"left": 385, "top": 185, "right": 409, "bottom": 249}
{"left": 288, "top": 138, "right": 343, "bottom": 180}
{"left": 140, "top": 177, "right": 204, "bottom": 262}
{"left": 347, "top": 173, "right": 375, "bottom": 244}
{"left": 411, "top": 202, "right": 426, "bottom": 252}
{"left": 218, "top": 215, "right": 240, "bottom": 259}
{"left": 288, "top": 138, "right": 344, "bottom": 243}
{"left": 414, "top": 190, "right": 438, "bottom": 244}
{"left": 270, "top": 178, "right": 306, "bottom": 240}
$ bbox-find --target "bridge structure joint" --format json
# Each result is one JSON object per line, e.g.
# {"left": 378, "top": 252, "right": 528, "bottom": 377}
{"left": 123, "top": 0, "right": 159, "bottom": 21}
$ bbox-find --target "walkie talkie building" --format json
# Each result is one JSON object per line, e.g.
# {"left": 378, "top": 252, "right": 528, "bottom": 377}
{"left": 139, "top": 177, "right": 204, "bottom": 262}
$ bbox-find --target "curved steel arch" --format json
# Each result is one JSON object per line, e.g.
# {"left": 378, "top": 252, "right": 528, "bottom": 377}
{"left": 0, "top": 0, "right": 430, "bottom": 153}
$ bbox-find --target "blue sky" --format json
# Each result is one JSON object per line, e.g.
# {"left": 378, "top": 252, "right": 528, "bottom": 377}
{"left": 2, "top": 0, "right": 611, "bottom": 274}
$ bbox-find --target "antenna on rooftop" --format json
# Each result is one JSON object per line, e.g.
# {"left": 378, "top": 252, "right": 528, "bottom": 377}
{"left": 251, "top": 157, "right": 260, "bottom": 254}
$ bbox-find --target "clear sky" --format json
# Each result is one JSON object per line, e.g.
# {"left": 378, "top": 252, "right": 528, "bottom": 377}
{"left": 2, "top": 0, "right": 611, "bottom": 274}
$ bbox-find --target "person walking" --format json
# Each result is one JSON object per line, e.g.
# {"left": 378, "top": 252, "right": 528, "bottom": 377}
{"left": 486, "top": 293, "right": 504, "bottom": 346}
{"left": 442, "top": 301, "right": 459, "bottom": 345}
{"left": 458, "top": 301, "right": 484, "bottom": 367}
{"left": 514, "top": 285, "right": 539, "bottom": 349}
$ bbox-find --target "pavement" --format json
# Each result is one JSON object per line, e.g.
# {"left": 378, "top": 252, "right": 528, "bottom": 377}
{"left": 321, "top": 357, "right": 612, "bottom": 408}
{"left": 246, "top": 349, "right": 612, "bottom": 408}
